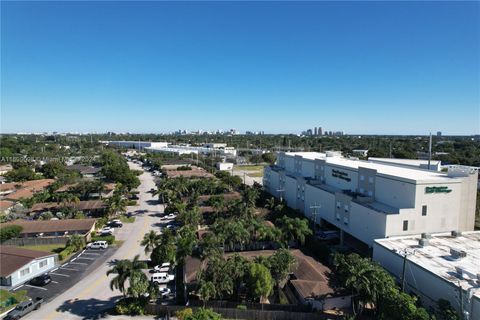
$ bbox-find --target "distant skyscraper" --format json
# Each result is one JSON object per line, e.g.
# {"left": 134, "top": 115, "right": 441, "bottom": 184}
{"left": 318, "top": 127, "right": 323, "bottom": 136}
{"left": 437, "top": 131, "right": 442, "bottom": 137}
{"left": 314, "top": 127, "right": 318, "bottom": 136}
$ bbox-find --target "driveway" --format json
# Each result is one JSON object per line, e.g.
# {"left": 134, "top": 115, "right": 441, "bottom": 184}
{"left": 24, "top": 162, "right": 165, "bottom": 320}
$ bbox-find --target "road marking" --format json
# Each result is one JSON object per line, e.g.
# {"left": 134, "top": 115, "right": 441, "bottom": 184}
{"left": 82, "top": 252, "right": 100, "bottom": 256}
{"left": 51, "top": 267, "right": 58, "bottom": 272}
{"left": 25, "top": 284, "right": 48, "bottom": 291}
{"left": 69, "top": 262, "right": 88, "bottom": 266}
{"left": 71, "top": 258, "right": 77, "bottom": 261}
{"left": 51, "top": 281, "right": 59, "bottom": 284}
{"left": 50, "top": 273, "right": 70, "bottom": 277}
{"left": 62, "top": 263, "right": 69, "bottom": 267}
{"left": 60, "top": 267, "right": 78, "bottom": 271}
{"left": 13, "top": 285, "right": 24, "bottom": 290}
{"left": 76, "top": 257, "right": 96, "bottom": 260}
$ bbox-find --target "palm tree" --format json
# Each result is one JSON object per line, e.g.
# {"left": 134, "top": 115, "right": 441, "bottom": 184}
{"left": 106, "top": 255, "right": 147, "bottom": 298}
{"left": 277, "top": 215, "right": 312, "bottom": 247}
{"left": 66, "top": 234, "right": 84, "bottom": 251}
{"left": 141, "top": 230, "right": 161, "bottom": 254}
{"left": 266, "top": 197, "right": 276, "bottom": 210}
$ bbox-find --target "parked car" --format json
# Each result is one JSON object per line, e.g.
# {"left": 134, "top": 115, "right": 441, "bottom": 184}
{"left": 159, "top": 287, "right": 171, "bottom": 298}
{"left": 4, "top": 297, "right": 43, "bottom": 320}
{"left": 151, "top": 273, "right": 175, "bottom": 285}
{"left": 108, "top": 220, "right": 123, "bottom": 228}
{"left": 87, "top": 241, "right": 108, "bottom": 249}
{"left": 316, "top": 230, "right": 340, "bottom": 241}
{"left": 100, "top": 226, "right": 114, "bottom": 235}
{"left": 29, "top": 274, "right": 51, "bottom": 286}
{"left": 153, "top": 265, "right": 170, "bottom": 273}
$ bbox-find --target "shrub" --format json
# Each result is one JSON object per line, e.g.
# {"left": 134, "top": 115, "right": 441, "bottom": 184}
{"left": 0, "top": 225, "right": 23, "bottom": 243}
{"left": 175, "top": 308, "right": 193, "bottom": 320}
{"left": 91, "top": 234, "right": 115, "bottom": 244}
{"left": 115, "top": 298, "right": 146, "bottom": 315}
{"left": 177, "top": 165, "right": 192, "bottom": 171}
{"left": 58, "top": 246, "right": 74, "bottom": 261}
{"left": 236, "top": 304, "right": 247, "bottom": 310}
{"left": 126, "top": 200, "right": 137, "bottom": 206}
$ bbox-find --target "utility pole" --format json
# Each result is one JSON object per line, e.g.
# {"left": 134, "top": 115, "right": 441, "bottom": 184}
{"left": 401, "top": 250, "right": 415, "bottom": 292}
{"left": 276, "top": 188, "right": 285, "bottom": 203}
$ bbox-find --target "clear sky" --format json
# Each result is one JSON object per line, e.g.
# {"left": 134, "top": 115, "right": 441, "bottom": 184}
{"left": 1, "top": 1, "right": 479, "bottom": 135}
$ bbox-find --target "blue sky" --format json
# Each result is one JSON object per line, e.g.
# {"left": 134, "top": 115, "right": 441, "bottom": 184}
{"left": 1, "top": 1, "right": 479, "bottom": 135}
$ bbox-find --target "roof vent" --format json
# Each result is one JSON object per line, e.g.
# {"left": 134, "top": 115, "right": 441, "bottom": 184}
{"left": 455, "top": 267, "right": 465, "bottom": 279}
{"left": 421, "top": 233, "right": 431, "bottom": 239}
{"left": 451, "top": 230, "right": 462, "bottom": 238}
{"left": 477, "top": 274, "right": 480, "bottom": 285}
{"left": 450, "top": 248, "right": 467, "bottom": 259}
{"left": 419, "top": 239, "right": 429, "bottom": 247}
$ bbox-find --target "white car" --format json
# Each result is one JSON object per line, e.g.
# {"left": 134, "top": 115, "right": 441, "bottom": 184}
{"left": 159, "top": 287, "right": 171, "bottom": 298}
{"left": 163, "top": 213, "right": 176, "bottom": 220}
{"left": 100, "top": 226, "right": 114, "bottom": 235}
{"left": 87, "top": 241, "right": 108, "bottom": 249}
{"left": 151, "top": 273, "right": 175, "bottom": 284}
{"left": 153, "top": 265, "right": 170, "bottom": 273}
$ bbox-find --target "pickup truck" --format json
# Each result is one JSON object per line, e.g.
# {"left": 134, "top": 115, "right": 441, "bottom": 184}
{"left": 4, "top": 297, "right": 43, "bottom": 320}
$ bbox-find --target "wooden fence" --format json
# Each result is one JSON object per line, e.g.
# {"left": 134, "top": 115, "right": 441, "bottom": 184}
{"left": 3, "top": 236, "right": 68, "bottom": 246}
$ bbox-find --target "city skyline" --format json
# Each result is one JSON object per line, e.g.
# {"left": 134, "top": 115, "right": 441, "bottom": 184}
{"left": 1, "top": 1, "right": 479, "bottom": 135}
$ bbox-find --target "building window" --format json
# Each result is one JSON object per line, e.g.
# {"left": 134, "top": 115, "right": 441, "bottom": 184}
{"left": 344, "top": 205, "right": 349, "bottom": 212}
{"left": 422, "top": 205, "right": 427, "bottom": 216}
{"left": 20, "top": 267, "right": 30, "bottom": 277}
{"left": 336, "top": 213, "right": 340, "bottom": 220}
{"left": 343, "top": 217, "right": 349, "bottom": 225}
{"left": 336, "top": 201, "right": 341, "bottom": 209}
{"left": 359, "top": 188, "right": 364, "bottom": 194}
{"left": 39, "top": 260, "right": 48, "bottom": 268}
{"left": 369, "top": 177, "right": 374, "bottom": 184}
{"left": 403, "top": 220, "right": 408, "bottom": 231}
{"left": 360, "top": 175, "right": 365, "bottom": 181}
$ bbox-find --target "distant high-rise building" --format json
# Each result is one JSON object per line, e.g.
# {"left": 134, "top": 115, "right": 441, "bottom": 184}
{"left": 306, "top": 129, "right": 313, "bottom": 136}
{"left": 437, "top": 131, "right": 442, "bottom": 137}
{"left": 314, "top": 127, "right": 318, "bottom": 136}
{"left": 318, "top": 127, "right": 323, "bottom": 136}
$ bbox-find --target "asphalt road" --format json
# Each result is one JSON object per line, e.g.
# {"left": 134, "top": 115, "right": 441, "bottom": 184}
{"left": 24, "top": 162, "right": 164, "bottom": 320}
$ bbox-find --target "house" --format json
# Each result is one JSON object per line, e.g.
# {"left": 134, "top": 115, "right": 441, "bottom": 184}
{"left": 185, "top": 249, "right": 350, "bottom": 311}
{"left": 66, "top": 164, "right": 102, "bottom": 179}
{"left": 0, "top": 179, "right": 55, "bottom": 201}
{"left": 0, "top": 200, "right": 15, "bottom": 214}
{"left": 2, "top": 218, "right": 96, "bottom": 240}
{"left": 0, "top": 246, "right": 58, "bottom": 288}
{"left": 30, "top": 200, "right": 106, "bottom": 216}
{"left": 0, "top": 164, "right": 13, "bottom": 175}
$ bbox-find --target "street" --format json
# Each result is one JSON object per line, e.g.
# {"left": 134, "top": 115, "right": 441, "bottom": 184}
{"left": 24, "top": 162, "right": 164, "bottom": 320}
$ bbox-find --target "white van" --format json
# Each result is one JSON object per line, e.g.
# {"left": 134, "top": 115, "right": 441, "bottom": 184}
{"left": 87, "top": 241, "right": 108, "bottom": 249}
{"left": 151, "top": 272, "right": 175, "bottom": 284}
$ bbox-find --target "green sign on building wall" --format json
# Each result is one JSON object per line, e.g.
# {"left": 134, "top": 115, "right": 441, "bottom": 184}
{"left": 425, "top": 186, "right": 452, "bottom": 194}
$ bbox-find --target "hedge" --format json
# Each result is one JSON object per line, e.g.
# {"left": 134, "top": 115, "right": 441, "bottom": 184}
{"left": 91, "top": 234, "right": 115, "bottom": 244}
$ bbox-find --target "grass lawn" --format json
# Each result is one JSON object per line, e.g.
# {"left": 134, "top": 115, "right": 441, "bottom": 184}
{"left": 119, "top": 215, "right": 135, "bottom": 223}
{"left": 0, "top": 289, "right": 28, "bottom": 313}
{"left": 18, "top": 243, "right": 65, "bottom": 254}
{"left": 248, "top": 172, "right": 264, "bottom": 177}
{"left": 235, "top": 165, "right": 265, "bottom": 171}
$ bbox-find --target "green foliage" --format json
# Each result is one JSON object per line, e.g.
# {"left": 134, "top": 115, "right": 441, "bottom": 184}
{"left": 100, "top": 150, "right": 140, "bottom": 190}
{"left": 114, "top": 297, "right": 147, "bottom": 315}
{"left": 184, "top": 308, "right": 222, "bottom": 320}
{"left": 236, "top": 304, "right": 247, "bottom": 310}
{"left": 198, "top": 280, "right": 216, "bottom": 304}
{"left": 66, "top": 234, "right": 85, "bottom": 251}
{"left": 58, "top": 246, "right": 75, "bottom": 261}
{"left": 107, "top": 255, "right": 147, "bottom": 298}
{"left": 140, "top": 230, "right": 161, "bottom": 254}
{"left": 263, "top": 248, "right": 296, "bottom": 287}
{"left": 247, "top": 262, "right": 274, "bottom": 302}
{"left": 0, "top": 225, "right": 23, "bottom": 242}
{"left": 261, "top": 152, "right": 277, "bottom": 165}
{"left": 4, "top": 167, "right": 38, "bottom": 182}
{"left": 175, "top": 308, "right": 194, "bottom": 320}
{"left": 177, "top": 165, "right": 192, "bottom": 171}
{"left": 150, "top": 230, "right": 177, "bottom": 265}
{"left": 276, "top": 215, "right": 312, "bottom": 246}
{"left": 91, "top": 234, "right": 115, "bottom": 244}
{"left": 437, "top": 299, "right": 460, "bottom": 320}
{"left": 0, "top": 289, "right": 28, "bottom": 313}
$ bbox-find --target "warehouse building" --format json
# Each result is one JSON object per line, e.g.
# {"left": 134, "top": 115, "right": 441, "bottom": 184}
{"left": 263, "top": 151, "right": 478, "bottom": 247}
{"left": 104, "top": 141, "right": 169, "bottom": 150}
{"left": 373, "top": 232, "right": 480, "bottom": 319}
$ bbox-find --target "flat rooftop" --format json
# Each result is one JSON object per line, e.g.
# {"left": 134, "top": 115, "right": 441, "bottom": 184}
{"left": 375, "top": 231, "right": 480, "bottom": 298}
{"left": 284, "top": 152, "right": 462, "bottom": 183}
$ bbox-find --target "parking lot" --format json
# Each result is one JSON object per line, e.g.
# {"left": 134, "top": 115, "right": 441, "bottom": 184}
{"left": 12, "top": 247, "right": 116, "bottom": 303}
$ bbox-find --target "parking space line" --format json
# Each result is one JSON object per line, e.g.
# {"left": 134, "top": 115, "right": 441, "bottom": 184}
{"left": 60, "top": 267, "right": 78, "bottom": 271}
{"left": 69, "top": 262, "right": 88, "bottom": 265}
{"left": 51, "top": 281, "right": 59, "bottom": 284}
{"left": 76, "top": 257, "right": 95, "bottom": 260}
{"left": 50, "top": 273, "right": 70, "bottom": 277}
{"left": 51, "top": 267, "right": 58, "bottom": 272}
{"left": 25, "top": 284, "right": 48, "bottom": 291}
{"left": 82, "top": 252, "right": 101, "bottom": 256}
{"left": 13, "top": 285, "right": 24, "bottom": 291}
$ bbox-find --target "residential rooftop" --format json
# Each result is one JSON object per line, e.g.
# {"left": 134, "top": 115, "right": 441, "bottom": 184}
{"left": 0, "top": 246, "right": 56, "bottom": 277}
{"left": 3, "top": 218, "right": 96, "bottom": 235}
{"left": 374, "top": 231, "right": 480, "bottom": 298}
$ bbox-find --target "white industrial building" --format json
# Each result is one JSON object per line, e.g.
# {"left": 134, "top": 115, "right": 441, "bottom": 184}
{"left": 373, "top": 232, "right": 480, "bottom": 319}
{"left": 368, "top": 157, "right": 443, "bottom": 172}
{"left": 263, "top": 151, "right": 478, "bottom": 247}
{"left": 146, "top": 144, "right": 237, "bottom": 157}
{"left": 104, "top": 141, "right": 169, "bottom": 150}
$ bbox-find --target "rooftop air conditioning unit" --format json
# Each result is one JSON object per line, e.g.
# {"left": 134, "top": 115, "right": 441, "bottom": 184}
{"left": 450, "top": 248, "right": 467, "bottom": 259}
{"left": 477, "top": 274, "right": 480, "bottom": 285}
{"left": 421, "top": 233, "right": 432, "bottom": 239}
{"left": 451, "top": 231, "right": 462, "bottom": 238}
{"left": 419, "top": 239, "right": 429, "bottom": 247}
{"left": 455, "top": 267, "right": 465, "bottom": 279}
